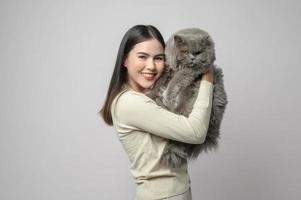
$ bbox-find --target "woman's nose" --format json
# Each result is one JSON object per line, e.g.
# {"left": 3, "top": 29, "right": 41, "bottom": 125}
{"left": 146, "top": 59, "right": 155, "bottom": 69}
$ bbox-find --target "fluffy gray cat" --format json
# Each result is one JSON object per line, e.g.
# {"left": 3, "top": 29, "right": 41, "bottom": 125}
{"left": 145, "top": 28, "right": 228, "bottom": 168}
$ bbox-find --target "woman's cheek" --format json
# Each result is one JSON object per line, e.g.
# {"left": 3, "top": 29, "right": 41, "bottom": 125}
{"left": 159, "top": 62, "right": 165, "bottom": 71}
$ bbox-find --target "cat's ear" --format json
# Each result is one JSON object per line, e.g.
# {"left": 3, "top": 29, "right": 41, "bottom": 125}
{"left": 203, "top": 35, "right": 212, "bottom": 46}
{"left": 174, "top": 35, "right": 184, "bottom": 45}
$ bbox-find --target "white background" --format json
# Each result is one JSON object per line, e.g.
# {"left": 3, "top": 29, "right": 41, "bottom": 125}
{"left": 1, "top": 0, "right": 300, "bottom": 199}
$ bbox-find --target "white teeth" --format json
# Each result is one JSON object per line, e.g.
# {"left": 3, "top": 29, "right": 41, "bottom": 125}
{"left": 142, "top": 73, "right": 156, "bottom": 77}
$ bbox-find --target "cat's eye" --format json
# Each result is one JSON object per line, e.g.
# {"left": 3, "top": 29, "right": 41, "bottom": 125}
{"left": 181, "top": 50, "right": 189, "bottom": 54}
{"left": 195, "top": 51, "right": 202, "bottom": 55}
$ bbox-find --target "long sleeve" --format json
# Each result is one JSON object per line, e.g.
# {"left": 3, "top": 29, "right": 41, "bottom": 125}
{"left": 111, "top": 80, "right": 214, "bottom": 144}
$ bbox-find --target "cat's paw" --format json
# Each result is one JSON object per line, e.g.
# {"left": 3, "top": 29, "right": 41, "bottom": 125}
{"left": 163, "top": 91, "right": 179, "bottom": 111}
{"left": 162, "top": 89, "right": 169, "bottom": 106}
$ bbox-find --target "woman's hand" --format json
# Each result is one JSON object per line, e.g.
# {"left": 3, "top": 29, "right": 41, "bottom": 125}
{"left": 202, "top": 66, "right": 214, "bottom": 84}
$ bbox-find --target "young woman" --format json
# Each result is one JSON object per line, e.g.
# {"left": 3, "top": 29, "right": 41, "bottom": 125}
{"left": 100, "top": 25, "right": 214, "bottom": 200}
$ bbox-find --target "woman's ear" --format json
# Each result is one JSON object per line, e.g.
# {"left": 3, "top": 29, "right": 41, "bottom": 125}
{"left": 123, "top": 58, "right": 128, "bottom": 68}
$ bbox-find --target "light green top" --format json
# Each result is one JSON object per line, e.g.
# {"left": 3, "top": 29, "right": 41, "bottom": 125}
{"left": 111, "top": 80, "right": 214, "bottom": 200}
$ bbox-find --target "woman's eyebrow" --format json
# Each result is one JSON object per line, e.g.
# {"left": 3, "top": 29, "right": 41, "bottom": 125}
{"left": 136, "top": 52, "right": 165, "bottom": 57}
{"left": 136, "top": 52, "right": 149, "bottom": 55}
{"left": 155, "top": 53, "right": 165, "bottom": 57}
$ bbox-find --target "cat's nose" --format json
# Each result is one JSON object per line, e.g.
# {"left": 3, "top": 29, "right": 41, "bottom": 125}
{"left": 189, "top": 55, "right": 195, "bottom": 60}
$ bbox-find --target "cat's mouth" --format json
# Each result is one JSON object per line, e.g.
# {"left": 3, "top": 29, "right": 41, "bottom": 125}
{"left": 189, "top": 60, "right": 209, "bottom": 67}
{"left": 188, "top": 62, "right": 195, "bottom": 67}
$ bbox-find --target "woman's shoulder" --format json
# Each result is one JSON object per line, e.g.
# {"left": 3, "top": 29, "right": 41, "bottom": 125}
{"left": 116, "top": 86, "right": 143, "bottom": 101}
{"left": 111, "top": 86, "right": 148, "bottom": 113}
{"left": 111, "top": 86, "right": 155, "bottom": 124}
{"left": 117, "top": 90, "right": 152, "bottom": 109}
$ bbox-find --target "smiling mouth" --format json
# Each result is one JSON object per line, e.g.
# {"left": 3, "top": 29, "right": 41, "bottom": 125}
{"left": 141, "top": 72, "right": 157, "bottom": 80}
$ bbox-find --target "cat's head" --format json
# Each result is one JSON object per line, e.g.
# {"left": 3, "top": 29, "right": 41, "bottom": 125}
{"left": 165, "top": 28, "right": 215, "bottom": 72}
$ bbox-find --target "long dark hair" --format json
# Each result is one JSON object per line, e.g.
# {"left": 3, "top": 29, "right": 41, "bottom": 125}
{"left": 99, "top": 25, "right": 165, "bottom": 125}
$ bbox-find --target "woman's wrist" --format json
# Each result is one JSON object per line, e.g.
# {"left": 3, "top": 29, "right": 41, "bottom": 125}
{"left": 202, "top": 70, "right": 214, "bottom": 83}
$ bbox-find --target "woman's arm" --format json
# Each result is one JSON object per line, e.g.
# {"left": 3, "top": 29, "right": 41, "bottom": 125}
{"left": 112, "top": 69, "right": 214, "bottom": 144}
{"left": 202, "top": 65, "right": 214, "bottom": 83}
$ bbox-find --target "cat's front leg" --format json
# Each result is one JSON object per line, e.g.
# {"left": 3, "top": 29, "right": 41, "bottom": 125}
{"left": 162, "top": 68, "right": 197, "bottom": 112}
{"left": 162, "top": 85, "right": 181, "bottom": 111}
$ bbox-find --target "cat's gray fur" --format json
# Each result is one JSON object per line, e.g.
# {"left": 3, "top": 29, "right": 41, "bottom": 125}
{"left": 145, "top": 28, "right": 228, "bottom": 168}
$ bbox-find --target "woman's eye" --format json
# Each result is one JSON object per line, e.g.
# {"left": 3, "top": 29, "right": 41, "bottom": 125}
{"left": 155, "top": 57, "right": 164, "bottom": 61}
{"left": 138, "top": 56, "right": 146, "bottom": 59}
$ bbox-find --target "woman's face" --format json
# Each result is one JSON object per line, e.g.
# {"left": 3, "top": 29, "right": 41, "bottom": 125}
{"left": 124, "top": 39, "right": 165, "bottom": 93}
